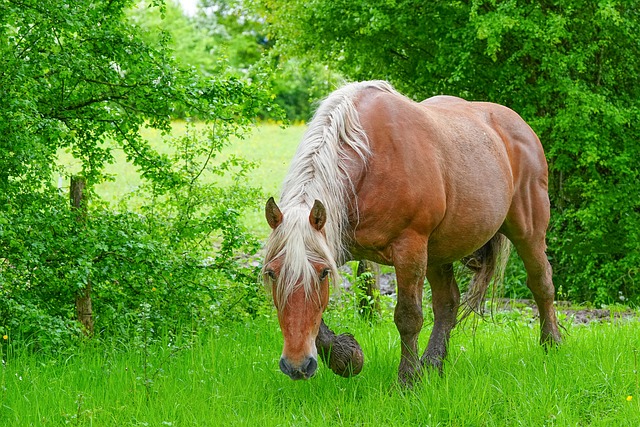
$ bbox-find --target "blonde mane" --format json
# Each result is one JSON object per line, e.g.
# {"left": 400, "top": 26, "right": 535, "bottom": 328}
{"left": 263, "top": 80, "right": 399, "bottom": 308}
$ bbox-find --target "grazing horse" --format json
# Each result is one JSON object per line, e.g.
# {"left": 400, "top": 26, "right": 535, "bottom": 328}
{"left": 262, "top": 80, "right": 562, "bottom": 384}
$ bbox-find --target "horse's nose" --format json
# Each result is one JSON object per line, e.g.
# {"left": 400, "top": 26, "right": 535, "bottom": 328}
{"left": 279, "top": 356, "right": 318, "bottom": 380}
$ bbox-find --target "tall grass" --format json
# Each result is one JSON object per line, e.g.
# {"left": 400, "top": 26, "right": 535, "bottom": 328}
{"left": 2, "top": 308, "right": 639, "bottom": 426}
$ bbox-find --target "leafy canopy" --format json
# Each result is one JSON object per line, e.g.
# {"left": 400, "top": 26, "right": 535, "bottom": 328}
{"left": 255, "top": 0, "right": 640, "bottom": 304}
{"left": 1, "top": 0, "right": 272, "bottom": 191}
{"left": 0, "top": 0, "right": 274, "bottom": 347}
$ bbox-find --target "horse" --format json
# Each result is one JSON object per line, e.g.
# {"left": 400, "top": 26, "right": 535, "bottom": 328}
{"left": 262, "top": 80, "right": 562, "bottom": 385}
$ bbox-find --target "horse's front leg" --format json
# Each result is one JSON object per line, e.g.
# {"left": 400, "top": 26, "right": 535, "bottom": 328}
{"left": 421, "top": 263, "right": 460, "bottom": 372}
{"left": 394, "top": 261, "right": 427, "bottom": 385}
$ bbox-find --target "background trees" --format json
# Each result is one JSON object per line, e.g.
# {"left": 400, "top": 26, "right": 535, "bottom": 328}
{"left": 0, "top": 0, "right": 273, "bottom": 347}
{"left": 255, "top": 0, "right": 640, "bottom": 304}
{"left": 1, "top": 0, "right": 638, "bottom": 349}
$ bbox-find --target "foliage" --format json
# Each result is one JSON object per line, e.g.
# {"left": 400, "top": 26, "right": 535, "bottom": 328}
{"left": 198, "top": 0, "right": 270, "bottom": 72}
{"left": 181, "top": 0, "right": 341, "bottom": 121}
{"left": 129, "top": 1, "right": 229, "bottom": 79}
{"left": 0, "top": 0, "right": 273, "bottom": 349}
{"left": 262, "top": 57, "right": 341, "bottom": 122}
{"left": 254, "top": 0, "right": 640, "bottom": 305}
{"left": 0, "top": 127, "right": 270, "bottom": 351}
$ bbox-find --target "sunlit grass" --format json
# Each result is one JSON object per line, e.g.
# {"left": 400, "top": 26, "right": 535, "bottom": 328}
{"left": 56, "top": 121, "right": 305, "bottom": 238}
{"left": 2, "top": 311, "right": 639, "bottom": 426}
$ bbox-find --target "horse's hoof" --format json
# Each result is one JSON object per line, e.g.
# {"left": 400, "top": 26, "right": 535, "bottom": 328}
{"left": 421, "top": 353, "right": 445, "bottom": 376}
{"left": 397, "top": 368, "right": 423, "bottom": 388}
{"left": 318, "top": 333, "right": 364, "bottom": 377}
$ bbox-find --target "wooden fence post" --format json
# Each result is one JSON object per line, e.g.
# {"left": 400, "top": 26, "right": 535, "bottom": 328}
{"left": 70, "top": 176, "right": 94, "bottom": 336}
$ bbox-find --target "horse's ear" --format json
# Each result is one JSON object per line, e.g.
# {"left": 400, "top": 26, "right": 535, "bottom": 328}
{"left": 309, "top": 200, "right": 327, "bottom": 231}
{"left": 265, "top": 197, "right": 283, "bottom": 230}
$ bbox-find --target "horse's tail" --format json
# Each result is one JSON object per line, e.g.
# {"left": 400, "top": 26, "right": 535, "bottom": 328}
{"left": 460, "top": 233, "right": 511, "bottom": 319}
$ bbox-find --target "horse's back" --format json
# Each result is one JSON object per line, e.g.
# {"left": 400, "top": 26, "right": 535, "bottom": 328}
{"left": 351, "top": 88, "right": 546, "bottom": 264}
{"left": 420, "top": 95, "right": 547, "bottom": 177}
{"left": 419, "top": 94, "right": 548, "bottom": 202}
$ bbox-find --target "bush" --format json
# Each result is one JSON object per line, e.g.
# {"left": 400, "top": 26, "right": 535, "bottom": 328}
{"left": 0, "top": 140, "right": 270, "bottom": 351}
{"left": 0, "top": 1, "right": 276, "bottom": 351}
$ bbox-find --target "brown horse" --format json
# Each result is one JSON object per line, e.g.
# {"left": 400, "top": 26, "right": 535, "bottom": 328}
{"left": 262, "top": 81, "right": 561, "bottom": 384}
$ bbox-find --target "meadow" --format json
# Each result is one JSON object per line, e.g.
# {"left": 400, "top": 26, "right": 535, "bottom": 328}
{"left": 8, "top": 122, "right": 639, "bottom": 426}
{"left": 2, "top": 310, "right": 639, "bottom": 426}
{"left": 57, "top": 122, "right": 307, "bottom": 239}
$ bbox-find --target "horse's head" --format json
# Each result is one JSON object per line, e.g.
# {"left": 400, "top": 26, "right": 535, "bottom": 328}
{"left": 262, "top": 197, "right": 337, "bottom": 380}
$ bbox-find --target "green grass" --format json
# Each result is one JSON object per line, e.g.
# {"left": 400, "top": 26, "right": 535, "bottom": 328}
{"left": 226, "top": 123, "right": 305, "bottom": 238}
{"left": 2, "top": 311, "right": 639, "bottom": 426}
{"left": 57, "top": 122, "right": 306, "bottom": 238}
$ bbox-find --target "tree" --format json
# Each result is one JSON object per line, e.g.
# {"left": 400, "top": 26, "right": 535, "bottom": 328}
{"left": 181, "top": 0, "right": 340, "bottom": 121}
{"left": 254, "top": 0, "right": 640, "bottom": 304}
{"left": 0, "top": 0, "right": 269, "bottom": 190}
{"left": 0, "top": 0, "right": 274, "bottom": 347}
{"left": 129, "top": 1, "right": 228, "bottom": 78}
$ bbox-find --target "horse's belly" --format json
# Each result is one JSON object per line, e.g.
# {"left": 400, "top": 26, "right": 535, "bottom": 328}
{"left": 427, "top": 184, "right": 512, "bottom": 263}
{"left": 350, "top": 181, "right": 511, "bottom": 266}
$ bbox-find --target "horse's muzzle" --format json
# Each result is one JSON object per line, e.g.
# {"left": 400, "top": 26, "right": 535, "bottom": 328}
{"left": 279, "top": 356, "right": 318, "bottom": 380}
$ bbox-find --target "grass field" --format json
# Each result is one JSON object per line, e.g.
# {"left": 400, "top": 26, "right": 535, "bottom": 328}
{"left": 39, "top": 123, "right": 640, "bottom": 425}
{"left": 2, "top": 310, "right": 639, "bottom": 426}
{"left": 57, "top": 122, "right": 306, "bottom": 239}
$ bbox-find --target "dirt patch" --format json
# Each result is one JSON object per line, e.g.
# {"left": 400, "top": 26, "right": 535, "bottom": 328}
{"left": 491, "top": 298, "right": 639, "bottom": 325}
{"left": 339, "top": 265, "right": 639, "bottom": 325}
{"left": 565, "top": 308, "right": 638, "bottom": 324}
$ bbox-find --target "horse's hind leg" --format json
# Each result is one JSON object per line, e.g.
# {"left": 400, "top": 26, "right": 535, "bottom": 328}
{"left": 421, "top": 263, "right": 460, "bottom": 371}
{"left": 513, "top": 237, "right": 561, "bottom": 345}
{"left": 501, "top": 187, "right": 561, "bottom": 346}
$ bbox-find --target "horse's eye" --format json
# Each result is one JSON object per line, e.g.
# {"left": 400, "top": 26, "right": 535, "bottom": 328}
{"left": 265, "top": 270, "right": 276, "bottom": 281}
{"left": 319, "top": 268, "right": 330, "bottom": 281}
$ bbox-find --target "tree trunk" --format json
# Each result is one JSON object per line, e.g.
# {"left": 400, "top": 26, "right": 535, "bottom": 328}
{"left": 357, "top": 260, "right": 381, "bottom": 319}
{"left": 70, "top": 176, "right": 94, "bottom": 336}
